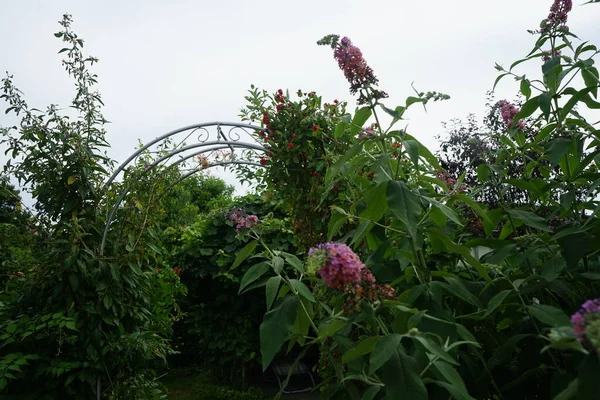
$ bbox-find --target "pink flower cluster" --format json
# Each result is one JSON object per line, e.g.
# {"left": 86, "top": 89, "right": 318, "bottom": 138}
{"left": 571, "top": 298, "right": 600, "bottom": 351}
{"left": 229, "top": 208, "right": 259, "bottom": 233}
{"left": 547, "top": 0, "right": 572, "bottom": 29}
{"left": 542, "top": 49, "right": 562, "bottom": 62}
{"left": 307, "top": 243, "right": 396, "bottom": 311}
{"left": 331, "top": 37, "right": 388, "bottom": 104}
{"left": 436, "top": 171, "right": 467, "bottom": 192}
{"left": 497, "top": 100, "right": 526, "bottom": 130}
{"left": 308, "top": 243, "right": 364, "bottom": 289}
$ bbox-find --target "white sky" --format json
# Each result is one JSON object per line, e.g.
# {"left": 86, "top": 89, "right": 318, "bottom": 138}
{"left": 1, "top": 0, "right": 599, "bottom": 194}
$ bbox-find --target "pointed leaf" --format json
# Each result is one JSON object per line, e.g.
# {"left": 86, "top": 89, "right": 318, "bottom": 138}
{"left": 231, "top": 240, "right": 258, "bottom": 269}
{"left": 260, "top": 296, "right": 298, "bottom": 371}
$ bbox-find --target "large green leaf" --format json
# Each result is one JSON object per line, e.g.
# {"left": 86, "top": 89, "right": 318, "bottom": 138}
{"left": 485, "top": 289, "right": 512, "bottom": 316}
{"left": 265, "top": 276, "right": 281, "bottom": 311}
{"left": 527, "top": 304, "right": 570, "bottom": 327}
{"left": 231, "top": 240, "right": 258, "bottom": 269}
{"left": 260, "top": 295, "right": 298, "bottom": 371}
{"left": 506, "top": 209, "right": 551, "bottom": 232}
{"left": 387, "top": 181, "right": 422, "bottom": 239}
{"left": 411, "top": 333, "right": 458, "bottom": 365}
{"left": 238, "top": 262, "right": 270, "bottom": 294}
{"left": 381, "top": 346, "right": 428, "bottom": 400}
{"left": 359, "top": 182, "right": 388, "bottom": 221}
{"left": 369, "top": 334, "right": 403, "bottom": 374}
{"left": 427, "top": 228, "right": 491, "bottom": 281}
{"left": 342, "top": 336, "right": 380, "bottom": 363}
{"left": 350, "top": 107, "right": 372, "bottom": 135}
{"left": 289, "top": 279, "right": 315, "bottom": 303}
{"left": 545, "top": 138, "right": 572, "bottom": 165}
{"left": 426, "top": 379, "right": 476, "bottom": 400}
{"left": 432, "top": 361, "right": 475, "bottom": 400}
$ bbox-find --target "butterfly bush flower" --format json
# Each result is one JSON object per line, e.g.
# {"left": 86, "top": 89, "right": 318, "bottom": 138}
{"left": 571, "top": 298, "right": 600, "bottom": 352}
{"left": 229, "top": 208, "right": 259, "bottom": 233}
{"left": 497, "top": 100, "right": 526, "bottom": 130}
{"left": 306, "top": 243, "right": 396, "bottom": 311}
{"left": 318, "top": 34, "right": 388, "bottom": 105}
{"left": 547, "top": 0, "right": 572, "bottom": 29}
{"left": 307, "top": 243, "right": 364, "bottom": 289}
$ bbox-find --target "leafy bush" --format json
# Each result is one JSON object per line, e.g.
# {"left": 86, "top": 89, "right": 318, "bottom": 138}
{"left": 170, "top": 194, "right": 296, "bottom": 377}
{"left": 236, "top": 2, "right": 600, "bottom": 399}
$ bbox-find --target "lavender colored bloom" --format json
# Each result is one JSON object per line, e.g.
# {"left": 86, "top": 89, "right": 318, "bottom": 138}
{"left": 547, "top": 0, "right": 572, "bottom": 29}
{"left": 571, "top": 298, "right": 600, "bottom": 351}
{"left": 331, "top": 36, "right": 388, "bottom": 104}
{"left": 308, "top": 243, "right": 365, "bottom": 289}
{"left": 542, "top": 49, "right": 561, "bottom": 62}
{"left": 497, "top": 100, "right": 526, "bottom": 130}
{"left": 228, "top": 208, "right": 259, "bottom": 233}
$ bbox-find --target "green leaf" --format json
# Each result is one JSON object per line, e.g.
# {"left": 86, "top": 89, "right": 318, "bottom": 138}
{"left": 453, "top": 194, "right": 492, "bottom": 227}
{"left": 238, "top": 262, "right": 270, "bottom": 294}
{"left": 539, "top": 92, "right": 553, "bottom": 120}
{"left": 334, "top": 119, "right": 348, "bottom": 139}
{"left": 429, "top": 205, "right": 447, "bottom": 227}
{"left": 350, "top": 107, "right": 372, "bottom": 135}
{"left": 432, "top": 201, "right": 462, "bottom": 226}
{"left": 553, "top": 378, "right": 578, "bottom": 400}
{"left": 477, "top": 164, "right": 489, "bottom": 181}
{"left": 67, "top": 175, "right": 77, "bottom": 185}
{"left": 406, "top": 96, "right": 426, "bottom": 108}
{"left": 396, "top": 131, "right": 441, "bottom": 169}
{"left": 289, "top": 279, "right": 315, "bottom": 303}
{"left": 359, "top": 182, "right": 388, "bottom": 221}
{"left": 485, "top": 290, "right": 512, "bottom": 316}
{"left": 411, "top": 333, "right": 458, "bottom": 365}
{"left": 527, "top": 304, "right": 570, "bottom": 327}
{"left": 545, "top": 138, "right": 572, "bottom": 165}
{"left": 381, "top": 346, "right": 428, "bottom": 400}
{"left": 513, "top": 95, "right": 540, "bottom": 122}
{"left": 265, "top": 276, "right": 281, "bottom": 311}
{"left": 520, "top": 79, "right": 532, "bottom": 99}
{"left": 506, "top": 209, "right": 551, "bottom": 232}
{"left": 426, "top": 379, "right": 476, "bottom": 400}
{"left": 260, "top": 295, "right": 298, "bottom": 371}
{"left": 541, "top": 258, "right": 565, "bottom": 282}
{"left": 403, "top": 140, "right": 419, "bottom": 166}
{"left": 272, "top": 256, "right": 284, "bottom": 274}
{"left": 432, "top": 360, "right": 475, "bottom": 400}
{"left": 231, "top": 240, "right": 258, "bottom": 269}
{"left": 369, "top": 334, "right": 403, "bottom": 374}
{"left": 380, "top": 104, "right": 405, "bottom": 120}
{"left": 342, "top": 336, "right": 380, "bottom": 363}
{"left": 387, "top": 181, "right": 422, "bottom": 239}
{"left": 280, "top": 252, "right": 304, "bottom": 274}
{"left": 360, "top": 386, "right": 380, "bottom": 400}
{"left": 427, "top": 228, "right": 491, "bottom": 281}
{"left": 318, "top": 318, "right": 346, "bottom": 340}
{"left": 581, "top": 272, "right": 600, "bottom": 280}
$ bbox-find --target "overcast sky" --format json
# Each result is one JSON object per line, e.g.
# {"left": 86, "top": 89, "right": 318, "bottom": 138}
{"left": 1, "top": 0, "right": 599, "bottom": 193}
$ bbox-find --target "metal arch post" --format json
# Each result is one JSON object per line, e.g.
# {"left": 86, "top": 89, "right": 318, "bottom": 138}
{"left": 100, "top": 141, "right": 265, "bottom": 255}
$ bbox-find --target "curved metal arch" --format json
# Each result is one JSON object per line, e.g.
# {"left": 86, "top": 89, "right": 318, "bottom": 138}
{"left": 100, "top": 122, "right": 268, "bottom": 255}
{"left": 104, "top": 121, "right": 266, "bottom": 189}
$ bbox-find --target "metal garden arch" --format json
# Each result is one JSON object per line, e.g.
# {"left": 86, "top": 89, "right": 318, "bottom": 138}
{"left": 100, "top": 121, "right": 268, "bottom": 256}
{"left": 97, "top": 121, "right": 267, "bottom": 398}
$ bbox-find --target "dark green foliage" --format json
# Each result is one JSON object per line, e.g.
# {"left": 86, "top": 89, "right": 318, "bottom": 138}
{"left": 170, "top": 194, "right": 296, "bottom": 377}
{"left": 0, "top": 15, "right": 184, "bottom": 398}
